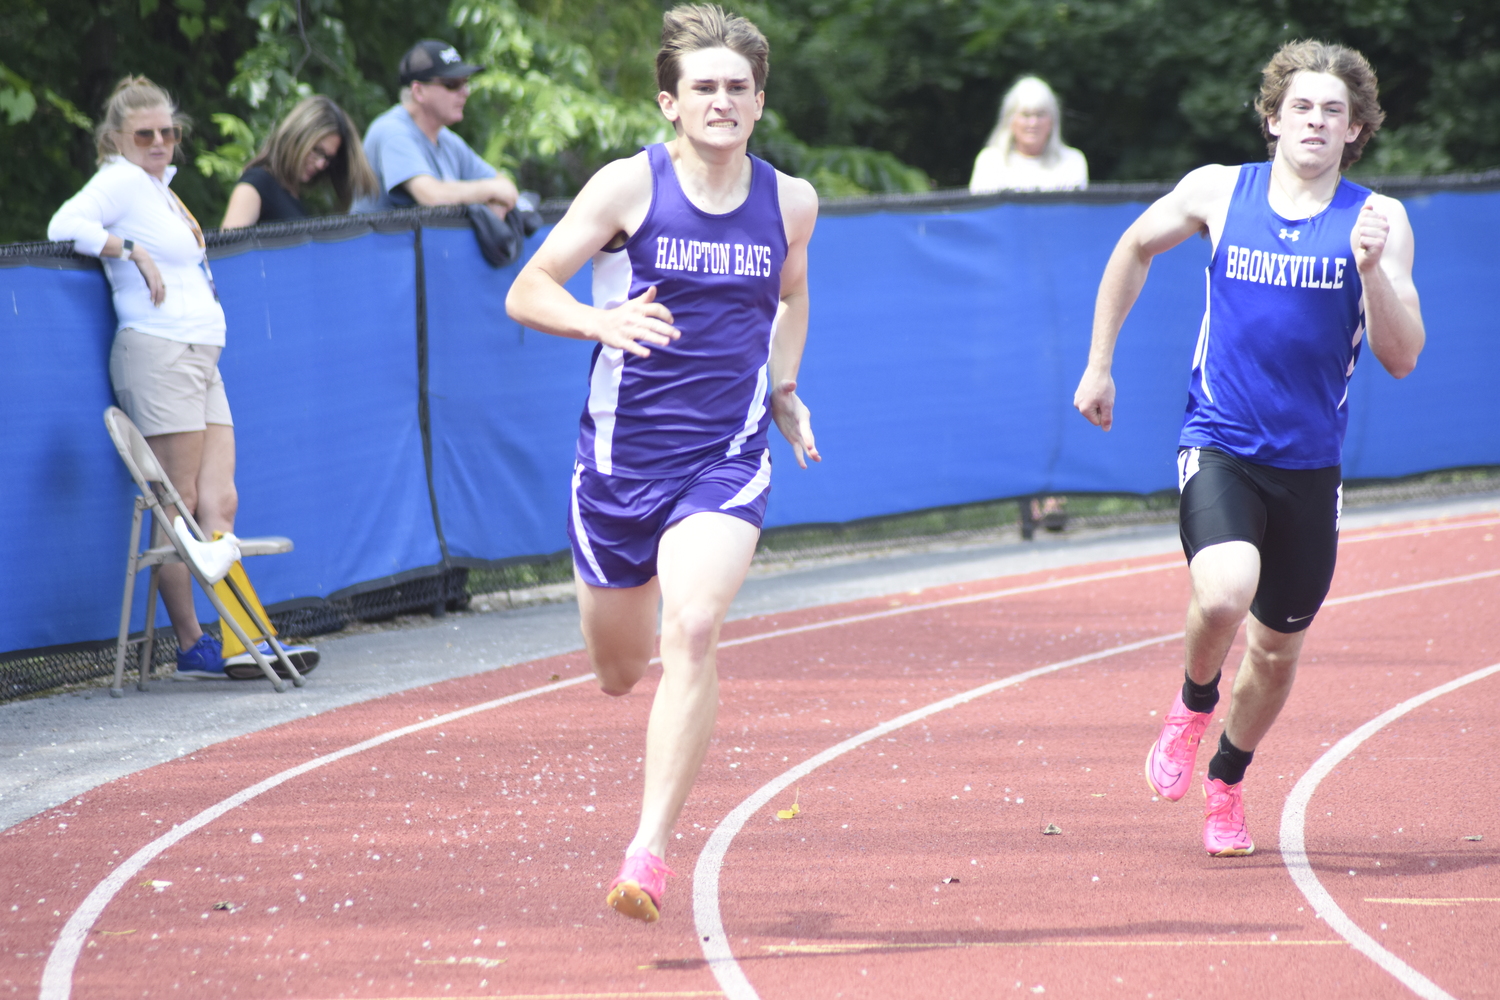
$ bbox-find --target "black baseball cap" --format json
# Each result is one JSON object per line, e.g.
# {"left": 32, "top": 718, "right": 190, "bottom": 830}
{"left": 399, "top": 40, "right": 484, "bottom": 85}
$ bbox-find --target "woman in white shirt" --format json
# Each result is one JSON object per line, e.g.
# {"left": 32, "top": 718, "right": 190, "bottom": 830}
{"left": 49, "top": 77, "right": 277, "bottom": 680}
{"left": 969, "top": 76, "right": 1088, "bottom": 194}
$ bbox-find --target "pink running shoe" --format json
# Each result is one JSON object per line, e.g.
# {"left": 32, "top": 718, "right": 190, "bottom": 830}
{"left": 1203, "top": 776, "right": 1255, "bottom": 856}
{"left": 1144, "top": 690, "right": 1213, "bottom": 801}
{"left": 606, "top": 848, "right": 676, "bottom": 923}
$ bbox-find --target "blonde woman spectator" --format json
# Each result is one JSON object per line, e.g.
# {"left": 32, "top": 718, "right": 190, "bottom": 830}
{"left": 969, "top": 76, "right": 1088, "bottom": 194}
{"left": 48, "top": 76, "right": 317, "bottom": 680}
{"left": 221, "top": 95, "right": 378, "bottom": 227}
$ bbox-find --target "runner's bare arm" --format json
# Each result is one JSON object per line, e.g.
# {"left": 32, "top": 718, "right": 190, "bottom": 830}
{"left": 1353, "top": 194, "right": 1424, "bottom": 379}
{"left": 505, "top": 154, "right": 679, "bottom": 358}
{"left": 769, "top": 172, "right": 820, "bottom": 468}
{"left": 1074, "top": 164, "right": 1238, "bottom": 431}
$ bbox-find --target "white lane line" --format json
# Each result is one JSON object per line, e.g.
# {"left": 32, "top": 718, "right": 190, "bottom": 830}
{"left": 42, "top": 543, "right": 1498, "bottom": 999}
{"left": 716, "top": 561, "right": 1180, "bottom": 650}
{"left": 691, "top": 630, "right": 1186, "bottom": 998}
{"left": 40, "top": 558, "right": 1178, "bottom": 1000}
{"left": 1322, "top": 568, "right": 1500, "bottom": 605}
{"left": 1281, "top": 661, "right": 1500, "bottom": 1000}
{"left": 1341, "top": 515, "right": 1500, "bottom": 545}
{"left": 40, "top": 674, "right": 592, "bottom": 1000}
{"left": 694, "top": 565, "right": 1500, "bottom": 1000}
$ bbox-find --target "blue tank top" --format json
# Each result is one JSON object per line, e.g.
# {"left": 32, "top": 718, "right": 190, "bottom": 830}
{"left": 578, "top": 143, "right": 786, "bottom": 478}
{"left": 1179, "top": 161, "right": 1368, "bottom": 469}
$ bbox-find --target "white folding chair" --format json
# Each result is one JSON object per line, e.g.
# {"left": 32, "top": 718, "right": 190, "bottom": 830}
{"left": 104, "top": 406, "right": 304, "bottom": 695}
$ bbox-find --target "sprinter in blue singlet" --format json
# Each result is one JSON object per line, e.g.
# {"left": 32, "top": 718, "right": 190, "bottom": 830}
{"left": 507, "top": 4, "right": 819, "bottom": 923}
{"left": 1073, "top": 41, "right": 1425, "bottom": 858}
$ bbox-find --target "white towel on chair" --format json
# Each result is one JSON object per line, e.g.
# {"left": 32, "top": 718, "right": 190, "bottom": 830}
{"left": 173, "top": 516, "right": 241, "bottom": 584}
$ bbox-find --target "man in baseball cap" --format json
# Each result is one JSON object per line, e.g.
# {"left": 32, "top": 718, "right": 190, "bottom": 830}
{"left": 353, "top": 39, "right": 518, "bottom": 215}
{"left": 399, "top": 40, "right": 485, "bottom": 85}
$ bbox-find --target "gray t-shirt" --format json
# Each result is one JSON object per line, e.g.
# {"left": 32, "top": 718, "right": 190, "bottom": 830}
{"left": 352, "top": 104, "right": 496, "bottom": 213}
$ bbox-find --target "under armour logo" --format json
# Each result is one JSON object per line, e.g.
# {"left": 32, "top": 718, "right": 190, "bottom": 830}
{"left": 440, "top": 46, "right": 461, "bottom": 64}
{"left": 1278, "top": 228, "right": 1301, "bottom": 242}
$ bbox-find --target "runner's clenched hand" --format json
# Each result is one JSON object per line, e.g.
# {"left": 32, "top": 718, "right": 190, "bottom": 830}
{"left": 594, "top": 284, "right": 679, "bottom": 357}
{"left": 1351, "top": 196, "right": 1390, "bottom": 274}
{"left": 1074, "top": 366, "right": 1116, "bottom": 431}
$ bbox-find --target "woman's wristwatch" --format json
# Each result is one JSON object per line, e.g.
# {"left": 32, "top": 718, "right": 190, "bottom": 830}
{"left": 118, "top": 239, "right": 135, "bottom": 260}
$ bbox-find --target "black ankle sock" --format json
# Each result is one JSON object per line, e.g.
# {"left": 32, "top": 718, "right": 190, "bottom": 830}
{"left": 1207, "top": 732, "right": 1254, "bottom": 785}
{"left": 1180, "top": 671, "right": 1221, "bottom": 714}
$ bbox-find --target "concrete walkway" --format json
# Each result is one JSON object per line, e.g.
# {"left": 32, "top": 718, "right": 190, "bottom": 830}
{"left": 3, "top": 492, "right": 1495, "bottom": 832}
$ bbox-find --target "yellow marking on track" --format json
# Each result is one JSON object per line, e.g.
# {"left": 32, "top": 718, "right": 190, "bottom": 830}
{"left": 1364, "top": 897, "right": 1500, "bottom": 906}
{"left": 760, "top": 940, "right": 1346, "bottom": 955}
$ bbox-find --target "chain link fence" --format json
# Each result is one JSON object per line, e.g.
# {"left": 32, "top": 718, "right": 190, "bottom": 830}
{"left": 0, "top": 568, "right": 470, "bottom": 702}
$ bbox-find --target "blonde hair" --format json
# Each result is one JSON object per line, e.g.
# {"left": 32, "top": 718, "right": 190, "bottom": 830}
{"left": 1256, "top": 40, "right": 1384, "bottom": 169}
{"left": 94, "top": 75, "right": 190, "bottom": 166}
{"left": 656, "top": 4, "right": 769, "bottom": 97}
{"left": 247, "top": 95, "right": 378, "bottom": 210}
{"left": 983, "top": 76, "right": 1066, "bottom": 166}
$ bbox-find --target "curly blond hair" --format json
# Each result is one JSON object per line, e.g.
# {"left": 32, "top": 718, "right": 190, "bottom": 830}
{"left": 1256, "top": 40, "right": 1384, "bottom": 169}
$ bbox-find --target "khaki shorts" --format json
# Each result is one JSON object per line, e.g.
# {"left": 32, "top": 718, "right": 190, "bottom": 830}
{"left": 109, "top": 327, "right": 233, "bottom": 437}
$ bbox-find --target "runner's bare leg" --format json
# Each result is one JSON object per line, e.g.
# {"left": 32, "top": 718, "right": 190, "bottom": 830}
{"left": 577, "top": 575, "right": 660, "bottom": 697}
{"left": 1223, "top": 619, "right": 1304, "bottom": 751}
{"left": 1183, "top": 540, "right": 1304, "bottom": 747}
{"left": 1183, "top": 540, "right": 1259, "bottom": 685}
{"left": 630, "top": 511, "right": 759, "bottom": 858}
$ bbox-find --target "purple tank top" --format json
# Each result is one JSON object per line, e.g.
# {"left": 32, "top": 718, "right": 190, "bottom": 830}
{"left": 578, "top": 143, "right": 786, "bottom": 478}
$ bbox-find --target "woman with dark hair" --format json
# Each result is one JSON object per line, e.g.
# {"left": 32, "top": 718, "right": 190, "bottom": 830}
{"left": 220, "top": 95, "right": 378, "bottom": 226}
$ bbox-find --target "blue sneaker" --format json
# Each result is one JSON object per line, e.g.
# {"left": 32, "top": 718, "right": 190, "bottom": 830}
{"left": 174, "top": 633, "right": 226, "bottom": 679}
{"left": 223, "top": 640, "right": 319, "bottom": 680}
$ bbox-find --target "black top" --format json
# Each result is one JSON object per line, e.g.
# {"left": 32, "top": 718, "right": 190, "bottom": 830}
{"left": 239, "top": 165, "right": 307, "bottom": 222}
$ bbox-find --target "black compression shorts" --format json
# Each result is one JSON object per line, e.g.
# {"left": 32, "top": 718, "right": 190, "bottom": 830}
{"left": 1177, "top": 446, "right": 1342, "bottom": 634}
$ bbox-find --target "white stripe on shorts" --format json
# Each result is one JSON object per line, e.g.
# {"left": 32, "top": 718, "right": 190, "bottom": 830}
{"left": 1177, "top": 447, "right": 1201, "bottom": 493}
{"left": 720, "top": 449, "right": 771, "bottom": 510}
{"left": 570, "top": 464, "right": 609, "bottom": 584}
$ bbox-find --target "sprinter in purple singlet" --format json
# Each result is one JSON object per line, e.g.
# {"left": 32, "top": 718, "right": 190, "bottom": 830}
{"left": 506, "top": 4, "right": 818, "bottom": 923}
{"left": 1073, "top": 41, "right": 1425, "bottom": 857}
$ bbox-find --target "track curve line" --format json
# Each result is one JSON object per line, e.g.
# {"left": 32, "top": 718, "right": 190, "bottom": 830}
{"left": 1340, "top": 515, "right": 1500, "bottom": 546}
{"left": 1280, "top": 660, "right": 1500, "bottom": 1000}
{"left": 37, "top": 558, "right": 1179, "bottom": 1000}
{"left": 691, "top": 629, "right": 1187, "bottom": 1000}
{"left": 714, "top": 561, "right": 1179, "bottom": 651}
{"left": 694, "top": 564, "right": 1500, "bottom": 1000}
{"left": 38, "top": 674, "right": 592, "bottom": 1000}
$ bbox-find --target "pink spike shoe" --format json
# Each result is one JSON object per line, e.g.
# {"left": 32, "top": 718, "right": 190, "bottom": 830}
{"left": 1203, "top": 776, "right": 1255, "bottom": 856}
{"left": 1145, "top": 689, "right": 1213, "bottom": 801}
{"left": 606, "top": 848, "right": 675, "bottom": 923}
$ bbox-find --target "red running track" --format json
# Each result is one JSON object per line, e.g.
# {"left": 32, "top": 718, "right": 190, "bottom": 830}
{"left": 3, "top": 513, "right": 1497, "bottom": 1000}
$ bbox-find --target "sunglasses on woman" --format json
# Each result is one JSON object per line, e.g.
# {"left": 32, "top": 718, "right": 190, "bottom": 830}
{"left": 129, "top": 126, "right": 183, "bottom": 146}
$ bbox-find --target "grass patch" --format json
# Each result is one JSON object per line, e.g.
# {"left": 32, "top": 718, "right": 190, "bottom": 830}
{"left": 466, "top": 554, "right": 574, "bottom": 597}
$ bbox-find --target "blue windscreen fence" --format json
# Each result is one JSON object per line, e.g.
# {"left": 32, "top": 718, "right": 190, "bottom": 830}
{"left": 2, "top": 178, "right": 1497, "bottom": 658}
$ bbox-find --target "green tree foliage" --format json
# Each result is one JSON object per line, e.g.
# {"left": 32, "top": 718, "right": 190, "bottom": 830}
{"left": 452, "top": 0, "right": 675, "bottom": 193}
{"left": 757, "top": 0, "right": 1500, "bottom": 187}
{"left": 4, "top": 0, "right": 1496, "bottom": 245}
{"left": 0, "top": 0, "right": 258, "bottom": 244}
